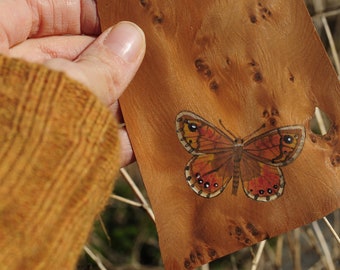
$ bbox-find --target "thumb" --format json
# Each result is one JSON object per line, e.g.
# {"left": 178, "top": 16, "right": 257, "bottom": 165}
{"left": 46, "top": 21, "right": 146, "bottom": 105}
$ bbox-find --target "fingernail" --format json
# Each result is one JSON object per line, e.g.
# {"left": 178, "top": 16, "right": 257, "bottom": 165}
{"left": 104, "top": 22, "right": 145, "bottom": 63}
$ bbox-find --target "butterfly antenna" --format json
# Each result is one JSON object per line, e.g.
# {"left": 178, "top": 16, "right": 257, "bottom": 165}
{"left": 219, "top": 119, "right": 238, "bottom": 138}
{"left": 243, "top": 123, "right": 266, "bottom": 141}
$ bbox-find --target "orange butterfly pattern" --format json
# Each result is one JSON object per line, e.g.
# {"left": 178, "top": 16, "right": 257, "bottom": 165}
{"left": 176, "top": 111, "right": 305, "bottom": 202}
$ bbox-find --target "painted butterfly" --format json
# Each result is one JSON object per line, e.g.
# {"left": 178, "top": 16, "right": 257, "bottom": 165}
{"left": 176, "top": 111, "right": 306, "bottom": 202}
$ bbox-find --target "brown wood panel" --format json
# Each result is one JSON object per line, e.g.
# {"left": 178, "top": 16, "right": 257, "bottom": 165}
{"left": 98, "top": 1, "right": 340, "bottom": 268}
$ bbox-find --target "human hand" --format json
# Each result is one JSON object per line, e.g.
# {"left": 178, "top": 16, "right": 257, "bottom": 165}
{"left": 0, "top": 0, "right": 145, "bottom": 167}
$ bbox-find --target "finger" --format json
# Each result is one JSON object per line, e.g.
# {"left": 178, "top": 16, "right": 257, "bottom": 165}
{"left": 45, "top": 21, "right": 146, "bottom": 105}
{"left": 0, "top": 0, "right": 99, "bottom": 53}
{"left": 119, "top": 128, "right": 136, "bottom": 167}
{"left": 109, "top": 101, "right": 124, "bottom": 123}
{"left": 0, "top": 0, "right": 31, "bottom": 52}
{"left": 110, "top": 102, "right": 135, "bottom": 167}
{"left": 9, "top": 35, "right": 95, "bottom": 62}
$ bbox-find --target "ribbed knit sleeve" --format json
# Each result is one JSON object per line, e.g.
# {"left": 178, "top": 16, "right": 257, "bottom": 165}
{"left": 0, "top": 55, "right": 120, "bottom": 269}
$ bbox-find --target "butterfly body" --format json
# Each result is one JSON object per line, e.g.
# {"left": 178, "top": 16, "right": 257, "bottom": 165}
{"left": 176, "top": 111, "right": 305, "bottom": 202}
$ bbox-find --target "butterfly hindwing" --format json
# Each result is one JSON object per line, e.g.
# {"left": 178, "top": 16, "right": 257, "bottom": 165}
{"left": 185, "top": 153, "right": 233, "bottom": 198}
{"left": 240, "top": 157, "right": 284, "bottom": 201}
{"left": 176, "top": 111, "right": 234, "bottom": 154}
{"left": 243, "top": 126, "right": 305, "bottom": 166}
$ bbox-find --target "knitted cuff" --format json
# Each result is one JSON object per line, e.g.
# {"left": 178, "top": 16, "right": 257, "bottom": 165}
{"left": 0, "top": 55, "right": 120, "bottom": 269}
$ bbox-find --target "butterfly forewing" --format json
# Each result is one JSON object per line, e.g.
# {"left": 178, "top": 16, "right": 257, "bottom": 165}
{"left": 186, "top": 153, "right": 233, "bottom": 198}
{"left": 240, "top": 157, "right": 284, "bottom": 201}
{"left": 176, "top": 111, "right": 234, "bottom": 154}
{"left": 243, "top": 126, "right": 305, "bottom": 166}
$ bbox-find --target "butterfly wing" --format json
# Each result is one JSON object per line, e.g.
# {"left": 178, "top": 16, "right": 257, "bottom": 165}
{"left": 176, "top": 111, "right": 235, "bottom": 198}
{"left": 240, "top": 125, "right": 305, "bottom": 202}
{"left": 176, "top": 111, "right": 234, "bottom": 155}
{"left": 243, "top": 126, "right": 305, "bottom": 166}
{"left": 185, "top": 153, "right": 234, "bottom": 198}
{"left": 240, "top": 157, "right": 284, "bottom": 201}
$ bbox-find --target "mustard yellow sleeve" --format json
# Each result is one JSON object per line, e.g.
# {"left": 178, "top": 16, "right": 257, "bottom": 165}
{"left": 0, "top": 55, "right": 120, "bottom": 269}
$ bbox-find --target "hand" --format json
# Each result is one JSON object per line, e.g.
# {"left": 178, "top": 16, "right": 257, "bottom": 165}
{"left": 0, "top": 0, "right": 146, "bottom": 167}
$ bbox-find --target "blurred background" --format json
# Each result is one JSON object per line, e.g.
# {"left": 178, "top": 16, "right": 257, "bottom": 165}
{"left": 77, "top": 1, "right": 340, "bottom": 269}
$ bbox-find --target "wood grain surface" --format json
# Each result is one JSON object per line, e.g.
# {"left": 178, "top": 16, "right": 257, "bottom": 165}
{"left": 98, "top": 1, "right": 340, "bottom": 268}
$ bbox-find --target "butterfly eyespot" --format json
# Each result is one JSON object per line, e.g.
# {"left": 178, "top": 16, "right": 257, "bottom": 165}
{"left": 283, "top": 135, "right": 294, "bottom": 144}
{"left": 204, "top": 182, "right": 210, "bottom": 188}
{"left": 188, "top": 122, "right": 198, "bottom": 132}
{"left": 267, "top": 188, "right": 273, "bottom": 194}
{"left": 213, "top": 183, "right": 219, "bottom": 188}
{"left": 273, "top": 184, "right": 278, "bottom": 189}
{"left": 198, "top": 179, "right": 204, "bottom": 184}
{"left": 259, "top": 190, "right": 265, "bottom": 195}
